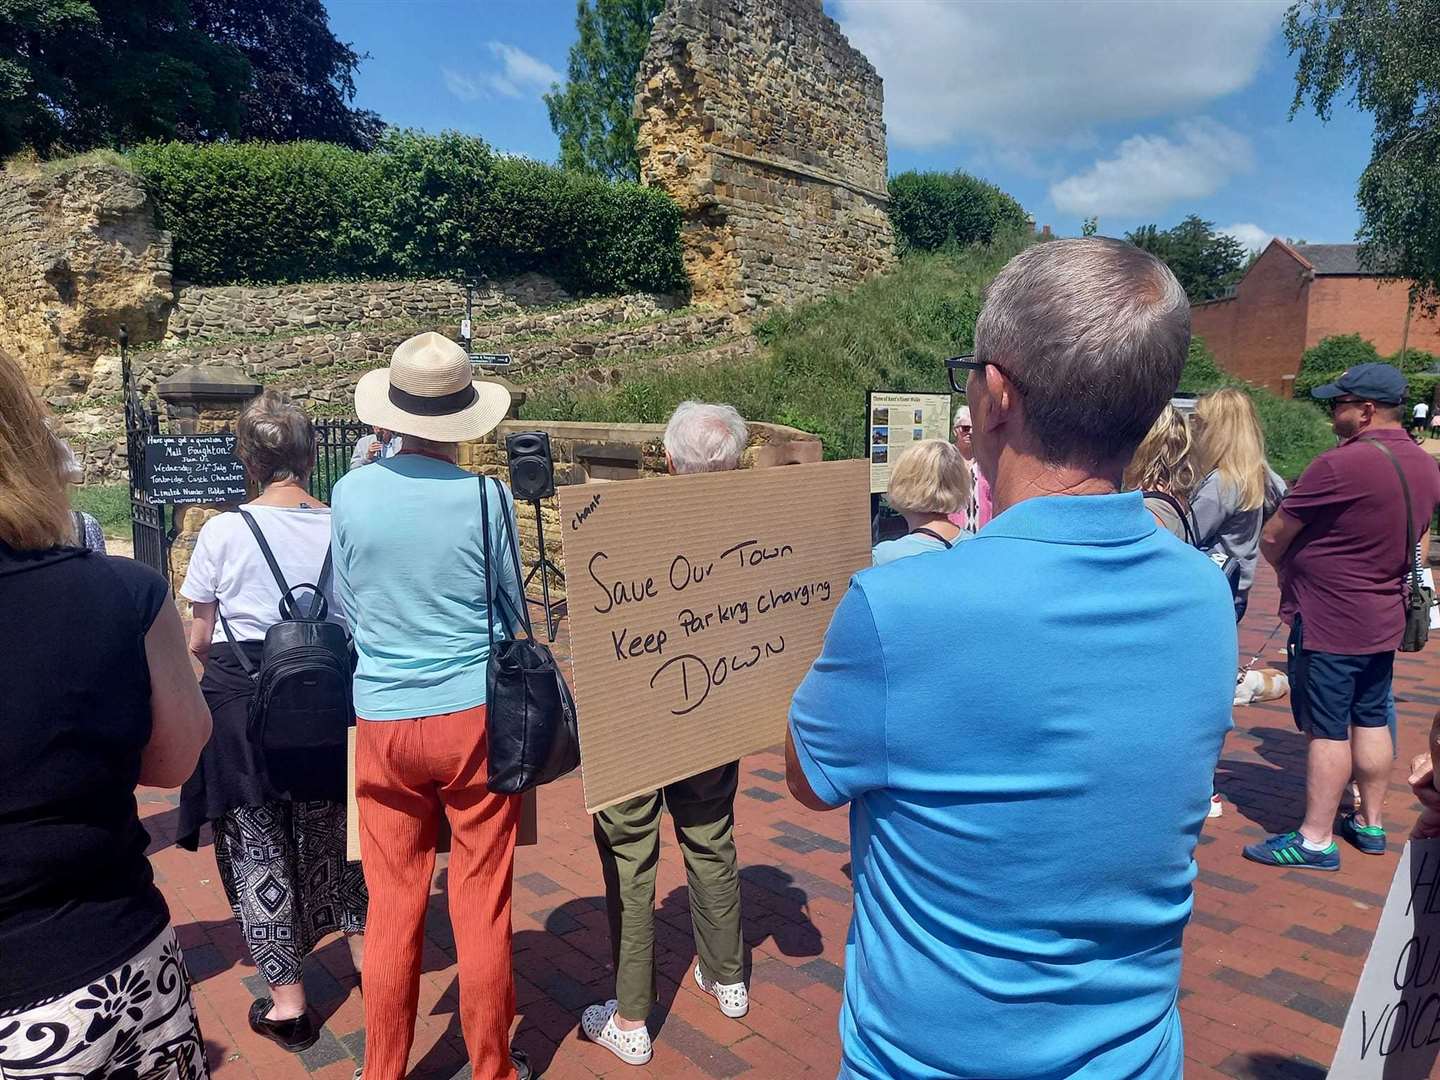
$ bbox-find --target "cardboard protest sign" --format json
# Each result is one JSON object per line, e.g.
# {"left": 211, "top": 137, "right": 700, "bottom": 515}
{"left": 145, "top": 434, "right": 248, "bottom": 504}
{"left": 866, "top": 391, "right": 952, "bottom": 494}
{"left": 1331, "top": 837, "right": 1440, "bottom": 1078}
{"left": 558, "top": 459, "right": 870, "bottom": 812}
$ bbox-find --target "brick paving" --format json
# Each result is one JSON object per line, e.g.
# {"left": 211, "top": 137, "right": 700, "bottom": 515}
{"left": 139, "top": 563, "right": 1440, "bottom": 1079}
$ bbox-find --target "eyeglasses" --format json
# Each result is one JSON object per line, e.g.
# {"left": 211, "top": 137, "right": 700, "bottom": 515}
{"left": 955, "top": 425, "right": 973, "bottom": 433}
{"left": 945, "top": 354, "right": 1029, "bottom": 397}
{"left": 1326, "top": 396, "right": 1369, "bottom": 412}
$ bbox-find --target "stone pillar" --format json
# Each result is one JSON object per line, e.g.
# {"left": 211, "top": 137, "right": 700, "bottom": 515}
{"left": 156, "top": 364, "right": 262, "bottom": 598}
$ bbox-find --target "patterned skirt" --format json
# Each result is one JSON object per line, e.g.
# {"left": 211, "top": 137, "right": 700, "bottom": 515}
{"left": 0, "top": 926, "right": 208, "bottom": 1080}
{"left": 213, "top": 800, "right": 368, "bottom": 987}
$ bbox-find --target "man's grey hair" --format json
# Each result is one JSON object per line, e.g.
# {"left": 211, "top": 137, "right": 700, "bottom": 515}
{"left": 974, "top": 237, "right": 1191, "bottom": 466}
{"left": 664, "top": 401, "right": 749, "bottom": 474}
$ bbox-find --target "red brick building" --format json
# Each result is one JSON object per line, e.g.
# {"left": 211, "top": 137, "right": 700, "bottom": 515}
{"left": 1190, "top": 240, "right": 1440, "bottom": 394}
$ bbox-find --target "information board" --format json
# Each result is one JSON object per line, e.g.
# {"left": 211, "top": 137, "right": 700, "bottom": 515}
{"left": 1331, "top": 837, "right": 1440, "bottom": 1077}
{"left": 867, "top": 391, "right": 953, "bottom": 494}
{"left": 145, "top": 434, "right": 248, "bottom": 505}
{"left": 558, "top": 459, "right": 870, "bottom": 812}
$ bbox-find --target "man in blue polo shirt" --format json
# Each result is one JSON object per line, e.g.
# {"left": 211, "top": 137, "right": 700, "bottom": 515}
{"left": 788, "top": 238, "right": 1236, "bottom": 1079}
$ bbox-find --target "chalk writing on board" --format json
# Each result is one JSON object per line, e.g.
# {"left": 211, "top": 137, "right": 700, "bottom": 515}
{"left": 145, "top": 434, "right": 248, "bottom": 505}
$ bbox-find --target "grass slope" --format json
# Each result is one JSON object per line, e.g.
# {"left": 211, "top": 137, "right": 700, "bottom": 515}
{"left": 526, "top": 243, "right": 1334, "bottom": 478}
{"left": 70, "top": 484, "right": 130, "bottom": 538}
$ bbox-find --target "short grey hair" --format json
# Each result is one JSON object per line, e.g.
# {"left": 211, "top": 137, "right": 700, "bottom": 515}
{"left": 664, "top": 401, "right": 749, "bottom": 474}
{"left": 235, "top": 390, "right": 315, "bottom": 485}
{"left": 974, "top": 237, "right": 1191, "bottom": 466}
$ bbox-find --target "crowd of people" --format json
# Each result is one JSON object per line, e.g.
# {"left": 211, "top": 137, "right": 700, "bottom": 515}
{"left": 2, "top": 235, "right": 1438, "bottom": 1080}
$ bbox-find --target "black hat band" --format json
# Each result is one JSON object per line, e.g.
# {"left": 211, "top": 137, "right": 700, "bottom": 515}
{"left": 388, "top": 382, "right": 478, "bottom": 416}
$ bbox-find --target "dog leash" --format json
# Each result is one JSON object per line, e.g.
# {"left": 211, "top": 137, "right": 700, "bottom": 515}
{"left": 1241, "top": 620, "right": 1286, "bottom": 675}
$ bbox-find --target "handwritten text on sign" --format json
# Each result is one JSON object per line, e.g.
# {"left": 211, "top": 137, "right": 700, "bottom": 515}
{"left": 558, "top": 459, "right": 870, "bottom": 813}
{"left": 145, "top": 434, "right": 249, "bottom": 505}
{"left": 1331, "top": 837, "right": 1440, "bottom": 1077}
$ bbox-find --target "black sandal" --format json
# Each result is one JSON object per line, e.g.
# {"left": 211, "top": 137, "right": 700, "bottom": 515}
{"left": 248, "top": 997, "right": 320, "bottom": 1053}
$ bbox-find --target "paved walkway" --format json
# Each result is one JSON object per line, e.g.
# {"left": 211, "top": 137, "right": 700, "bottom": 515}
{"left": 138, "top": 563, "right": 1439, "bottom": 1080}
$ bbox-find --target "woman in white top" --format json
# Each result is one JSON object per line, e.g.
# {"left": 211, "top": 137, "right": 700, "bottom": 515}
{"left": 872, "top": 439, "right": 970, "bottom": 565}
{"left": 176, "top": 392, "right": 366, "bottom": 1054}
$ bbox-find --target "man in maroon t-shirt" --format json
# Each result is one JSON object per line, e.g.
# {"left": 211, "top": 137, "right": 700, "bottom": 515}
{"left": 1243, "top": 364, "right": 1440, "bottom": 872}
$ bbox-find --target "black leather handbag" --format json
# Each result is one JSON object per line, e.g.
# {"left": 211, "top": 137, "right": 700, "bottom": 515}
{"left": 479, "top": 476, "right": 580, "bottom": 793}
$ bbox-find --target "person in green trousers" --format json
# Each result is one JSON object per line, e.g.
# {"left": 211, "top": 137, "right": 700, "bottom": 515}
{"left": 580, "top": 403, "right": 752, "bottom": 1067}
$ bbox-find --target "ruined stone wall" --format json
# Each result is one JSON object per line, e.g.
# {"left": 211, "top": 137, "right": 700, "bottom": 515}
{"left": 636, "top": 0, "right": 896, "bottom": 312}
{"left": 163, "top": 274, "right": 570, "bottom": 343}
{"left": 0, "top": 162, "right": 172, "bottom": 394}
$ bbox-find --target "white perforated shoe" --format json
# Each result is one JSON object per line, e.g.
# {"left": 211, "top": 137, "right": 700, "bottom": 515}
{"left": 694, "top": 962, "right": 749, "bottom": 1018}
{"left": 580, "top": 1000, "right": 653, "bottom": 1066}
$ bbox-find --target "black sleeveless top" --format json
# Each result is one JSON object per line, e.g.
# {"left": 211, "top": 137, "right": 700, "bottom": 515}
{"left": 0, "top": 544, "right": 172, "bottom": 1010}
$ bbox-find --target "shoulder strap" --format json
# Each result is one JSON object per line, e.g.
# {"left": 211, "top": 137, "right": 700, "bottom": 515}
{"left": 218, "top": 611, "right": 259, "bottom": 678}
{"left": 497, "top": 484, "right": 535, "bottom": 638}
{"left": 1144, "top": 490, "right": 1199, "bottom": 547}
{"left": 479, "top": 475, "right": 496, "bottom": 649}
{"left": 237, "top": 508, "right": 330, "bottom": 621}
{"left": 238, "top": 509, "right": 292, "bottom": 596}
{"left": 1360, "top": 437, "right": 1422, "bottom": 591}
{"left": 910, "top": 527, "right": 954, "bottom": 550}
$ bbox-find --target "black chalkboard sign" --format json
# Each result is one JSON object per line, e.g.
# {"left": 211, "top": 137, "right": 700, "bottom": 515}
{"left": 145, "top": 434, "right": 249, "bottom": 505}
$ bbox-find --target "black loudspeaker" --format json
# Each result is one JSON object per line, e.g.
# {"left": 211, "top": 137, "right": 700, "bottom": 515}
{"left": 506, "top": 431, "right": 556, "bottom": 501}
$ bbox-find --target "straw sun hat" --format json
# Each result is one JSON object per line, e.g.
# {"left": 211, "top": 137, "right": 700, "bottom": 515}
{"left": 355, "top": 332, "right": 511, "bottom": 442}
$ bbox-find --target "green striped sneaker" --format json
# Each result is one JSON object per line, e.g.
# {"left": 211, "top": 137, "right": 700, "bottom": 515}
{"left": 1242, "top": 831, "right": 1340, "bottom": 871}
{"left": 1339, "top": 812, "right": 1387, "bottom": 855}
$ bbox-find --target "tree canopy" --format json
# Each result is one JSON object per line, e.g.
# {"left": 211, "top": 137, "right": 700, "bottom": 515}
{"left": 1286, "top": 0, "right": 1440, "bottom": 309}
{"left": 187, "top": 0, "right": 382, "bottom": 149}
{"left": 1125, "top": 216, "right": 1248, "bottom": 302}
{"left": 0, "top": 0, "right": 378, "bottom": 157}
{"left": 545, "top": 0, "right": 663, "bottom": 182}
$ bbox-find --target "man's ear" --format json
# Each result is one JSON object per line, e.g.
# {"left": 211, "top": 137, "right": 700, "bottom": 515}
{"left": 983, "top": 363, "right": 1014, "bottom": 425}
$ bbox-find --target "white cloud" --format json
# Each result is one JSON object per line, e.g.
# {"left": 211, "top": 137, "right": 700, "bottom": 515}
{"left": 833, "top": 0, "right": 1287, "bottom": 148}
{"left": 443, "top": 43, "right": 561, "bottom": 103}
{"left": 1048, "top": 119, "right": 1254, "bottom": 217}
{"left": 1218, "top": 223, "right": 1275, "bottom": 252}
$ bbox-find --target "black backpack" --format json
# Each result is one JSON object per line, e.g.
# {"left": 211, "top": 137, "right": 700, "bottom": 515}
{"left": 219, "top": 510, "right": 353, "bottom": 751}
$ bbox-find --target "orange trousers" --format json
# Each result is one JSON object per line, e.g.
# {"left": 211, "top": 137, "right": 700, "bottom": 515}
{"left": 355, "top": 705, "right": 519, "bottom": 1080}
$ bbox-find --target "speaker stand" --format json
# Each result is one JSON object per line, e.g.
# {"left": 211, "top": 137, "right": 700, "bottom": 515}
{"left": 523, "top": 498, "right": 566, "bottom": 642}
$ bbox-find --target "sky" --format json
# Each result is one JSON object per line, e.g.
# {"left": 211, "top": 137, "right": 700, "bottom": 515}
{"left": 326, "top": 0, "right": 1375, "bottom": 250}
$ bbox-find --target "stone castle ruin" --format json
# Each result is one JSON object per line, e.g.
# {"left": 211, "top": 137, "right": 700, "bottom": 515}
{"left": 636, "top": 0, "right": 896, "bottom": 312}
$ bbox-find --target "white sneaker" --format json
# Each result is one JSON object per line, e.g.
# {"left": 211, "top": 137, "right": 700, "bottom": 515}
{"left": 694, "top": 962, "right": 749, "bottom": 1018}
{"left": 580, "top": 1000, "right": 652, "bottom": 1066}
{"left": 1208, "top": 794, "right": 1224, "bottom": 819}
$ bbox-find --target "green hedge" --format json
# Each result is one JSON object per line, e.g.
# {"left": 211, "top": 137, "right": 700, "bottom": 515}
{"left": 1293, "top": 333, "right": 1440, "bottom": 403}
{"left": 127, "top": 130, "right": 686, "bottom": 295}
{"left": 888, "top": 170, "right": 1029, "bottom": 254}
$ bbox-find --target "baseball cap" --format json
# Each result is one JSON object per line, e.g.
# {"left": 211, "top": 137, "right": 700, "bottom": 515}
{"left": 1309, "top": 362, "right": 1407, "bottom": 405}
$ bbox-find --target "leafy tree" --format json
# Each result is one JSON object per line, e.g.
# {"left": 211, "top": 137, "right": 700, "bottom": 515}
{"left": 186, "top": 0, "right": 381, "bottom": 149}
{"left": 545, "top": 0, "right": 663, "bottom": 181}
{"left": 1081, "top": 216, "right": 1098, "bottom": 237}
{"left": 1286, "top": 0, "right": 1440, "bottom": 309}
{"left": 0, "top": 0, "right": 249, "bottom": 156}
{"left": 1125, "top": 215, "right": 1247, "bottom": 302}
{"left": 0, "top": 0, "right": 379, "bottom": 157}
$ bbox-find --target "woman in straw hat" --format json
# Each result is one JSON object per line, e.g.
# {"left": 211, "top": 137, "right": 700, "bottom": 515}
{"left": 332, "top": 333, "right": 532, "bottom": 1080}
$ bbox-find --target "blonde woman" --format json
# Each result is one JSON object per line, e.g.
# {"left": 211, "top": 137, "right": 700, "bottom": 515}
{"left": 1192, "top": 388, "right": 1279, "bottom": 621}
{"left": 0, "top": 350, "right": 213, "bottom": 1077}
{"left": 1124, "top": 405, "right": 1200, "bottom": 544}
{"left": 873, "top": 439, "right": 971, "bottom": 565}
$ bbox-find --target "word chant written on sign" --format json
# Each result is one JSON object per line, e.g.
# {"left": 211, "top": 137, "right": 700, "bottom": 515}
{"left": 1331, "top": 837, "right": 1440, "bottom": 1078}
{"left": 145, "top": 434, "right": 249, "bottom": 505}
{"left": 558, "top": 459, "right": 869, "bottom": 812}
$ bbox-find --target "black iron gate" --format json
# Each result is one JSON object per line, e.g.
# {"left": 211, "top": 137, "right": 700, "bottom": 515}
{"left": 312, "top": 418, "right": 369, "bottom": 503}
{"left": 121, "top": 330, "right": 171, "bottom": 581}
